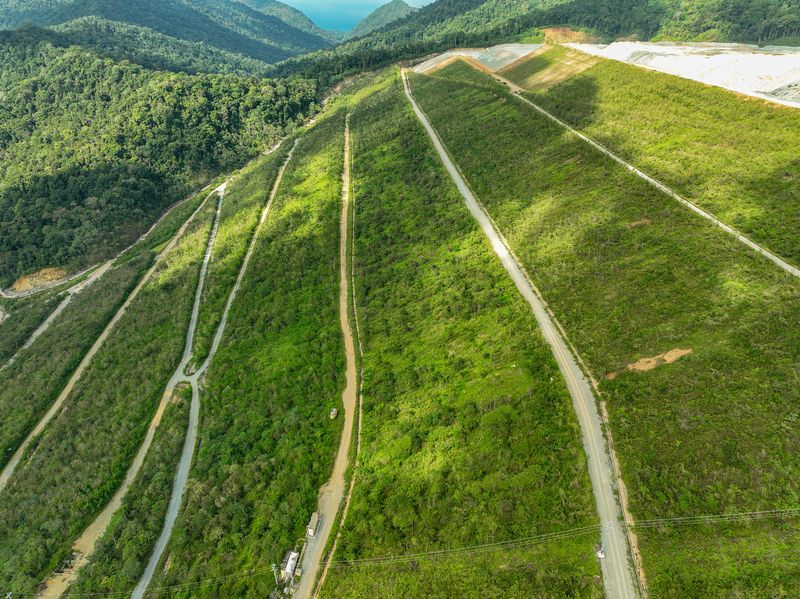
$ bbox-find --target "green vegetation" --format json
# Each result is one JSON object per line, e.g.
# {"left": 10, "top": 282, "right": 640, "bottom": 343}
{"left": 321, "top": 70, "right": 599, "bottom": 598}
{"left": 410, "top": 61, "right": 800, "bottom": 597}
{"left": 190, "top": 144, "right": 293, "bottom": 368}
{"left": 0, "top": 190, "right": 207, "bottom": 471}
{"left": 239, "top": 0, "right": 339, "bottom": 41}
{"left": 280, "top": 0, "right": 799, "bottom": 86}
{"left": 0, "top": 292, "right": 62, "bottom": 365}
{"left": 348, "top": 0, "right": 417, "bottom": 40}
{"left": 0, "top": 0, "right": 330, "bottom": 62}
{"left": 508, "top": 45, "right": 800, "bottom": 265}
{"left": 0, "top": 30, "right": 317, "bottom": 286}
{"left": 52, "top": 17, "right": 275, "bottom": 76}
{"left": 0, "top": 195, "right": 217, "bottom": 594}
{"left": 67, "top": 386, "right": 191, "bottom": 596}
{"left": 147, "top": 109, "right": 346, "bottom": 597}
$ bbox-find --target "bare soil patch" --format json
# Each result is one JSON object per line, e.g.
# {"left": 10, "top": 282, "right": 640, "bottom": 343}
{"left": 0, "top": 306, "right": 7, "bottom": 325}
{"left": 543, "top": 27, "right": 596, "bottom": 44}
{"left": 607, "top": 348, "right": 693, "bottom": 380}
{"left": 11, "top": 268, "right": 68, "bottom": 292}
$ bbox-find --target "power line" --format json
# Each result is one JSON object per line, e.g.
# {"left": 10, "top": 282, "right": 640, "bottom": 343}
{"left": 9, "top": 507, "right": 799, "bottom": 598}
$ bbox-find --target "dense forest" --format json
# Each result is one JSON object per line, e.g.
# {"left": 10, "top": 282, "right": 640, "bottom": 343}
{"left": 279, "top": 0, "right": 800, "bottom": 85}
{"left": 0, "top": 29, "right": 317, "bottom": 286}
{"left": 0, "top": 0, "right": 331, "bottom": 62}
{"left": 347, "top": 0, "right": 418, "bottom": 40}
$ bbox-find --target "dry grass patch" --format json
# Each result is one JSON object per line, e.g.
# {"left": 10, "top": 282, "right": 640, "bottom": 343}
{"left": 501, "top": 46, "right": 599, "bottom": 92}
{"left": 11, "top": 268, "right": 68, "bottom": 292}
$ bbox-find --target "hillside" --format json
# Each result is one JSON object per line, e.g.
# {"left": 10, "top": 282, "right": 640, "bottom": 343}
{"left": 52, "top": 17, "right": 275, "bottom": 76}
{"left": 238, "top": 0, "right": 340, "bottom": 41}
{"left": 347, "top": 0, "right": 417, "bottom": 39}
{"left": 0, "top": 0, "right": 331, "bottom": 65}
{"left": 0, "top": 29, "right": 317, "bottom": 286}
{"left": 282, "top": 0, "right": 800, "bottom": 84}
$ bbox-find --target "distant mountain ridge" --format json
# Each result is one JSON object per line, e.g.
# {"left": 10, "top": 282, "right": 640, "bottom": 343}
{"left": 348, "top": 0, "right": 417, "bottom": 39}
{"left": 0, "top": 0, "right": 332, "bottom": 70}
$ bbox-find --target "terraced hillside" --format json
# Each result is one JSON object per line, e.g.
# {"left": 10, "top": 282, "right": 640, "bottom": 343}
{"left": 320, "top": 69, "right": 600, "bottom": 598}
{"left": 503, "top": 45, "right": 800, "bottom": 266}
{"left": 145, "top": 110, "right": 348, "bottom": 597}
{"left": 0, "top": 194, "right": 218, "bottom": 594}
{"left": 410, "top": 59, "right": 800, "bottom": 598}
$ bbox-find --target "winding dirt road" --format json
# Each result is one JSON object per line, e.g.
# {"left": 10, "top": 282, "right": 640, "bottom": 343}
{"left": 36, "top": 184, "right": 227, "bottom": 599}
{"left": 295, "top": 116, "right": 359, "bottom": 599}
{"left": 0, "top": 186, "right": 221, "bottom": 496}
{"left": 403, "top": 70, "right": 640, "bottom": 599}
{"left": 132, "top": 141, "right": 299, "bottom": 599}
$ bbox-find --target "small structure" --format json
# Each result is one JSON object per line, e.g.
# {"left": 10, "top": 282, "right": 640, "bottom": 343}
{"left": 329, "top": 408, "right": 338, "bottom": 420}
{"left": 307, "top": 512, "right": 320, "bottom": 538}
{"left": 280, "top": 550, "right": 300, "bottom": 582}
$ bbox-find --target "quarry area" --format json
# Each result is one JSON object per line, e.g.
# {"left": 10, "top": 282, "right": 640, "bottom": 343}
{"left": 568, "top": 41, "right": 800, "bottom": 108}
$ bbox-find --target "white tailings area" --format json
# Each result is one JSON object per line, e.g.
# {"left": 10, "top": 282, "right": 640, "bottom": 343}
{"left": 567, "top": 42, "right": 800, "bottom": 108}
{"left": 415, "top": 44, "right": 542, "bottom": 73}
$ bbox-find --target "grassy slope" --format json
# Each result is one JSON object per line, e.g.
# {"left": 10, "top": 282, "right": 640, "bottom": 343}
{"left": 0, "top": 292, "right": 63, "bottom": 364}
{"left": 506, "top": 46, "right": 800, "bottom": 266}
{"left": 411, "top": 62, "right": 800, "bottom": 597}
{"left": 0, "top": 195, "right": 216, "bottom": 594}
{"left": 190, "top": 145, "right": 292, "bottom": 368}
{"left": 147, "top": 111, "right": 346, "bottom": 597}
{"left": 321, "top": 70, "right": 599, "bottom": 598}
{"left": 0, "top": 190, "right": 207, "bottom": 471}
{"left": 67, "top": 386, "right": 191, "bottom": 595}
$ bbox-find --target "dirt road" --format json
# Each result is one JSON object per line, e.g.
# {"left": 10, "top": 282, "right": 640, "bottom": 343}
{"left": 36, "top": 184, "right": 227, "bottom": 599}
{"left": 403, "top": 70, "right": 640, "bottom": 599}
{"left": 0, "top": 186, "right": 221, "bottom": 496}
{"left": 485, "top": 68, "right": 800, "bottom": 281}
{"left": 295, "top": 117, "right": 358, "bottom": 599}
{"left": 132, "top": 142, "right": 299, "bottom": 599}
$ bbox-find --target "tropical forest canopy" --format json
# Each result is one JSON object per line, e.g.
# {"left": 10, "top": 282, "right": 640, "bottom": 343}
{"left": 0, "top": 28, "right": 317, "bottom": 286}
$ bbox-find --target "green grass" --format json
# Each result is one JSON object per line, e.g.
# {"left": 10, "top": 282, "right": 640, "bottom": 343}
{"left": 410, "top": 61, "right": 800, "bottom": 597}
{"left": 508, "top": 46, "right": 800, "bottom": 267}
{"left": 146, "top": 107, "right": 347, "bottom": 597}
{"left": 0, "top": 193, "right": 216, "bottom": 594}
{"left": 190, "top": 146, "right": 292, "bottom": 369}
{"left": 320, "top": 69, "right": 599, "bottom": 598}
{"left": 0, "top": 291, "right": 62, "bottom": 364}
{"left": 0, "top": 190, "right": 207, "bottom": 471}
{"left": 67, "top": 385, "right": 191, "bottom": 596}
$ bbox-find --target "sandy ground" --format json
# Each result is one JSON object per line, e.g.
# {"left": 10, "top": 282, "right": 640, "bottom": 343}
{"left": 607, "top": 349, "right": 693, "bottom": 380}
{"left": 567, "top": 42, "right": 800, "bottom": 108}
{"left": 403, "top": 69, "right": 640, "bottom": 599}
{"left": 132, "top": 143, "right": 298, "bottom": 599}
{"left": 294, "top": 117, "right": 358, "bottom": 599}
{"left": 415, "top": 44, "right": 542, "bottom": 74}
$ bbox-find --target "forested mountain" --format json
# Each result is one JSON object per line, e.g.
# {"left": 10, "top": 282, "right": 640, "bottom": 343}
{"left": 347, "top": 0, "right": 417, "bottom": 39}
{"left": 0, "top": 0, "right": 332, "bottom": 67}
{"left": 238, "top": 0, "right": 341, "bottom": 41}
{"left": 281, "top": 0, "right": 800, "bottom": 84}
{"left": 0, "top": 29, "right": 317, "bottom": 286}
{"left": 53, "top": 17, "right": 275, "bottom": 75}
